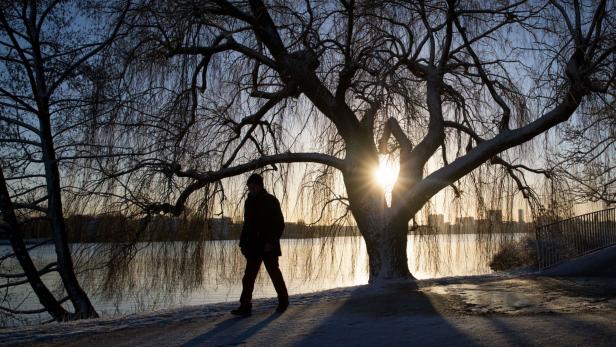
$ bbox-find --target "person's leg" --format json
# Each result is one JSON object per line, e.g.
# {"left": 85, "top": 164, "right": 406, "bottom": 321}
{"left": 263, "top": 255, "right": 289, "bottom": 310}
{"left": 238, "top": 256, "right": 262, "bottom": 310}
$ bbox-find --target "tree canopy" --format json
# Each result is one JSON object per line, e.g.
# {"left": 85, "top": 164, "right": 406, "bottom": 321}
{"left": 0, "top": 0, "right": 614, "bottom": 322}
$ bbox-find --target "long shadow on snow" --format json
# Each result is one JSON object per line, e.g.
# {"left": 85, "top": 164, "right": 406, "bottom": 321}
{"left": 180, "top": 312, "right": 280, "bottom": 347}
{"left": 295, "top": 280, "right": 477, "bottom": 346}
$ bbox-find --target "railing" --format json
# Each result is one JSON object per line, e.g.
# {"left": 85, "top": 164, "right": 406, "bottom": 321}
{"left": 535, "top": 208, "right": 616, "bottom": 269}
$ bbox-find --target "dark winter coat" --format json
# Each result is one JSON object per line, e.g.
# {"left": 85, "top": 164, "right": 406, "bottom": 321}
{"left": 239, "top": 190, "right": 285, "bottom": 258}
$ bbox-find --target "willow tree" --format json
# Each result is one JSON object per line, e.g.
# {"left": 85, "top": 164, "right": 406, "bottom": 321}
{"left": 118, "top": 0, "right": 615, "bottom": 282}
{"left": 0, "top": 0, "right": 129, "bottom": 320}
{"left": 552, "top": 96, "right": 615, "bottom": 206}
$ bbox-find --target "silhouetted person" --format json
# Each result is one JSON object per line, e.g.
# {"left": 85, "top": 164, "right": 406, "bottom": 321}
{"left": 231, "top": 173, "right": 289, "bottom": 316}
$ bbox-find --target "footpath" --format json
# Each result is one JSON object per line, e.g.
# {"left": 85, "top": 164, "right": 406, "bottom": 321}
{"left": 2, "top": 275, "right": 616, "bottom": 346}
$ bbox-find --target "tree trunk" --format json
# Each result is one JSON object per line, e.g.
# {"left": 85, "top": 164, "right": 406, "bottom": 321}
{"left": 343, "top": 148, "right": 414, "bottom": 282}
{"left": 38, "top": 116, "right": 98, "bottom": 319}
{"left": 0, "top": 169, "right": 73, "bottom": 321}
{"left": 360, "top": 215, "right": 414, "bottom": 282}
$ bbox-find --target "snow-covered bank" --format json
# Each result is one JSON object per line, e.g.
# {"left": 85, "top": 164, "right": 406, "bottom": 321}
{"left": 0, "top": 283, "right": 366, "bottom": 346}
{"left": 2, "top": 274, "right": 616, "bottom": 346}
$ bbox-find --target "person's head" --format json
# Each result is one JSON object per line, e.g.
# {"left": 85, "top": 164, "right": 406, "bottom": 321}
{"left": 247, "top": 173, "right": 264, "bottom": 194}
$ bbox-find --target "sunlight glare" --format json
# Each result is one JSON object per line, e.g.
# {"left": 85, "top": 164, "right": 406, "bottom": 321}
{"left": 374, "top": 157, "right": 399, "bottom": 193}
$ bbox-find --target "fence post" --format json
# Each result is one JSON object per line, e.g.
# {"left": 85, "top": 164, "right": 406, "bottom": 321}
{"left": 535, "top": 208, "right": 616, "bottom": 269}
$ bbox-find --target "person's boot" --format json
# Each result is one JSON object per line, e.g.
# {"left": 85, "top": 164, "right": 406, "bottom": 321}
{"left": 276, "top": 298, "right": 289, "bottom": 313}
{"left": 231, "top": 305, "right": 252, "bottom": 316}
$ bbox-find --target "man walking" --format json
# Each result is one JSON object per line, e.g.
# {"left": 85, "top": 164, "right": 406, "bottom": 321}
{"left": 232, "top": 173, "right": 289, "bottom": 316}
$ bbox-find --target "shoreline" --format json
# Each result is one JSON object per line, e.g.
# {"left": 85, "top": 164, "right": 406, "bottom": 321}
{"left": 0, "top": 230, "right": 535, "bottom": 246}
{"left": 2, "top": 274, "right": 616, "bottom": 346}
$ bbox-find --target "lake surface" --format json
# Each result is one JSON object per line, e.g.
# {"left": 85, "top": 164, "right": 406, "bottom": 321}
{"left": 0, "top": 233, "right": 526, "bottom": 326}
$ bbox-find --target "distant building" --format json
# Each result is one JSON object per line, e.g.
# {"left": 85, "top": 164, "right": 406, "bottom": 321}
{"left": 455, "top": 216, "right": 476, "bottom": 233}
{"left": 487, "top": 210, "right": 502, "bottom": 224}
{"left": 209, "top": 217, "right": 232, "bottom": 238}
{"left": 518, "top": 209, "right": 525, "bottom": 223}
{"left": 455, "top": 216, "right": 475, "bottom": 226}
{"left": 428, "top": 214, "right": 445, "bottom": 231}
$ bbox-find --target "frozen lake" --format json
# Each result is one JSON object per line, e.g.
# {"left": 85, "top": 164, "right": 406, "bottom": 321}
{"left": 0, "top": 233, "right": 527, "bottom": 326}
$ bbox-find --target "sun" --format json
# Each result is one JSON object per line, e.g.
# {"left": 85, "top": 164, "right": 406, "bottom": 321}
{"left": 374, "top": 157, "right": 399, "bottom": 192}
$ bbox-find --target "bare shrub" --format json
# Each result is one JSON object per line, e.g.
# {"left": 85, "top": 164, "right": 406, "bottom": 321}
{"left": 489, "top": 236, "right": 537, "bottom": 271}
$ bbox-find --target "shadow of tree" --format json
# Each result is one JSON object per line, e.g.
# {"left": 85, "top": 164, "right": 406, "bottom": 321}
{"left": 180, "top": 313, "right": 280, "bottom": 347}
{"left": 294, "top": 280, "right": 477, "bottom": 346}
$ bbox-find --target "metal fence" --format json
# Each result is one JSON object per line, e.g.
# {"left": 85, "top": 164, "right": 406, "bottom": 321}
{"left": 535, "top": 208, "right": 616, "bottom": 269}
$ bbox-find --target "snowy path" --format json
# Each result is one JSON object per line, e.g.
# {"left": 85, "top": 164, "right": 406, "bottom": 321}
{"left": 2, "top": 276, "right": 616, "bottom": 346}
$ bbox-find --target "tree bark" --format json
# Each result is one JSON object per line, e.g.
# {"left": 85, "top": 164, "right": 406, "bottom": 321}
{"left": 0, "top": 169, "right": 73, "bottom": 321}
{"left": 38, "top": 116, "right": 98, "bottom": 319}
{"left": 361, "top": 216, "right": 414, "bottom": 282}
{"left": 343, "top": 147, "right": 414, "bottom": 282}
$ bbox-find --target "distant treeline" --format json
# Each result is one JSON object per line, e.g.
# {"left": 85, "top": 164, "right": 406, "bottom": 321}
{"left": 419, "top": 221, "right": 534, "bottom": 235}
{"left": 4, "top": 215, "right": 534, "bottom": 243}
{"left": 9, "top": 215, "right": 361, "bottom": 243}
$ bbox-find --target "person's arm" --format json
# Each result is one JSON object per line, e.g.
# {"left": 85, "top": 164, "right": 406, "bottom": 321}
{"left": 239, "top": 201, "right": 248, "bottom": 250}
{"left": 272, "top": 197, "right": 285, "bottom": 240}
{"left": 263, "top": 196, "right": 284, "bottom": 252}
{"left": 265, "top": 195, "right": 285, "bottom": 241}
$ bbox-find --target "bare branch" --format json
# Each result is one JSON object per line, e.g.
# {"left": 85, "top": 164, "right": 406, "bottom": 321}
{"left": 149, "top": 152, "right": 345, "bottom": 215}
{"left": 402, "top": 85, "right": 586, "bottom": 215}
{"left": 378, "top": 117, "right": 413, "bottom": 154}
{"left": 453, "top": 17, "right": 511, "bottom": 131}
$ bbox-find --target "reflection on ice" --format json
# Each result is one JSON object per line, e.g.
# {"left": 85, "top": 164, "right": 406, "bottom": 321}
{"left": 1, "top": 233, "right": 525, "bottom": 326}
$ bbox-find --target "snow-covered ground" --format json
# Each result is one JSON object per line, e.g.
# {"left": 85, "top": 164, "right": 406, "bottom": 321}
{"left": 2, "top": 274, "right": 616, "bottom": 346}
